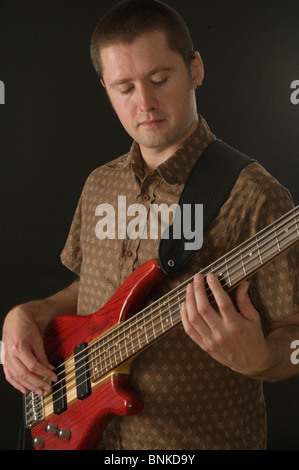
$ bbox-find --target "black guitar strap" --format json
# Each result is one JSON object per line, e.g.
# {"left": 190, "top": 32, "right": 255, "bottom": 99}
{"left": 158, "top": 139, "right": 255, "bottom": 275}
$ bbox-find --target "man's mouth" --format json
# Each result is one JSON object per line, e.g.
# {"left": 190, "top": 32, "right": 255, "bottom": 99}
{"left": 139, "top": 119, "right": 165, "bottom": 128}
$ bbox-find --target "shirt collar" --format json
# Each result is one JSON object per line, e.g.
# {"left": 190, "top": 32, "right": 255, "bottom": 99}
{"left": 125, "top": 115, "right": 216, "bottom": 185}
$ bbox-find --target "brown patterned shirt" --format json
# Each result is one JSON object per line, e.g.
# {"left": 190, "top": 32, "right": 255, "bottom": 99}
{"left": 61, "top": 115, "right": 299, "bottom": 450}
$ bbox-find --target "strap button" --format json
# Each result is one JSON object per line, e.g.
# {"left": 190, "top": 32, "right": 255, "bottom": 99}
{"left": 58, "top": 428, "right": 71, "bottom": 440}
{"left": 33, "top": 436, "right": 45, "bottom": 448}
{"left": 45, "top": 423, "right": 58, "bottom": 434}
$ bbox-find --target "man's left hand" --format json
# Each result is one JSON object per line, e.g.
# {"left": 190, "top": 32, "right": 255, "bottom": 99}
{"left": 181, "top": 273, "right": 273, "bottom": 377}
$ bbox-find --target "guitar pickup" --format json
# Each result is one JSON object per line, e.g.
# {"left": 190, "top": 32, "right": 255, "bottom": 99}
{"left": 74, "top": 342, "right": 91, "bottom": 400}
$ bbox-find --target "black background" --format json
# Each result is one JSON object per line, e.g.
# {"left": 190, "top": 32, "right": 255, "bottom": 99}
{"left": 0, "top": 0, "right": 298, "bottom": 450}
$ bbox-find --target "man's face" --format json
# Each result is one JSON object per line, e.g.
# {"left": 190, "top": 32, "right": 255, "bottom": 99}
{"left": 100, "top": 31, "right": 203, "bottom": 159}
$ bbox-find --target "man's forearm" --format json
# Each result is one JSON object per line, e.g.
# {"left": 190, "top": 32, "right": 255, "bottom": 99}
{"left": 27, "top": 279, "right": 80, "bottom": 333}
{"left": 256, "top": 322, "right": 299, "bottom": 382}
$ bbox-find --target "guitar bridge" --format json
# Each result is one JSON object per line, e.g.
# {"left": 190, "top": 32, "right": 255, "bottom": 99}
{"left": 24, "top": 391, "right": 44, "bottom": 428}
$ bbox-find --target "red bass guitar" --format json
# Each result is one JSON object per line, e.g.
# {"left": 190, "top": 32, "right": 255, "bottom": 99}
{"left": 24, "top": 206, "right": 299, "bottom": 450}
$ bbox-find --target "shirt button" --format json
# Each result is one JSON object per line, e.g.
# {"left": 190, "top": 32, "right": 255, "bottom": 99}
{"left": 142, "top": 194, "right": 150, "bottom": 201}
{"left": 124, "top": 250, "right": 133, "bottom": 257}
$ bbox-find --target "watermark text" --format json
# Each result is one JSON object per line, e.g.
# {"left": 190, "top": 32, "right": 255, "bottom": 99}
{"left": 290, "top": 340, "right": 299, "bottom": 365}
{"left": 290, "top": 80, "right": 299, "bottom": 105}
{"left": 0, "top": 80, "right": 5, "bottom": 104}
{"left": 95, "top": 196, "right": 203, "bottom": 250}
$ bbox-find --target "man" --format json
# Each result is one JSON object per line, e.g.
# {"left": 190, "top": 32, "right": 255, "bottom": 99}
{"left": 2, "top": 0, "right": 299, "bottom": 450}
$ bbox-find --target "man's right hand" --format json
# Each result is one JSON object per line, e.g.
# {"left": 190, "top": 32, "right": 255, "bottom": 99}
{"left": 2, "top": 302, "right": 58, "bottom": 395}
{"left": 2, "top": 280, "right": 79, "bottom": 395}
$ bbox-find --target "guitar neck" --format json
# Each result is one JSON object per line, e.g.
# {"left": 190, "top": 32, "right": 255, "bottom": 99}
{"left": 89, "top": 206, "right": 299, "bottom": 381}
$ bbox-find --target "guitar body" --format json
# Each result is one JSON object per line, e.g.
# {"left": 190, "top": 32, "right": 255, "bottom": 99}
{"left": 29, "top": 259, "right": 166, "bottom": 450}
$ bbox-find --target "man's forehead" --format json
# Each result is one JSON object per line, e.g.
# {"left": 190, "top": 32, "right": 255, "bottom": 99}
{"left": 109, "top": 67, "right": 174, "bottom": 87}
{"left": 100, "top": 31, "right": 182, "bottom": 84}
{"left": 101, "top": 29, "right": 169, "bottom": 53}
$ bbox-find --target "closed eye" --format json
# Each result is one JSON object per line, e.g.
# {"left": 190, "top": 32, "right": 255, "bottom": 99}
{"left": 151, "top": 78, "right": 168, "bottom": 86}
{"left": 120, "top": 86, "right": 135, "bottom": 95}
{"left": 119, "top": 77, "right": 168, "bottom": 95}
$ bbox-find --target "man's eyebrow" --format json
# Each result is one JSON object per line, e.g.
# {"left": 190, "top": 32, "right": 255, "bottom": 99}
{"left": 109, "top": 67, "right": 174, "bottom": 88}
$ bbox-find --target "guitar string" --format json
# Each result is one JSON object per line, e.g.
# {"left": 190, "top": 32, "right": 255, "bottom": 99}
{"left": 33, "top": 216, "right": 299, "bottom": 416}
{"left": 68, "top": 216, "right": 299, "bottom": 383}
{"left": 34, "top": 211, "right": 299, "bottom": 415}
{"left": 31, "top": 240, "right": 299, "bottom": 420}
{"left": 24, "top": 207, "right": 298, "bottom": 418}
{"left": 31, "top": 211, "right": 299, "bottom": 420}
{"left": 49, "top": 207, "right": 299, "bottom": 386}
{"left": 45, "top": 207, "right": 299, "bottom": 385}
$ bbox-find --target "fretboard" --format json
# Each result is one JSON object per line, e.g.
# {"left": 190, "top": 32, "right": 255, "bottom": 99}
{"left": 89, "top": 205, "right": 299, "bottom": 381}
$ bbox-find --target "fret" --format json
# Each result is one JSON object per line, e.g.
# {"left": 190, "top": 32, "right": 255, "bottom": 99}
{"left": 164, "top": 297, "right": 171, "bottom": 328}
{"left": 107, "top": 337, "right": 114, "bottom": 369}
{"left": 118, "top": 329, "right": 124, "bottom": 362}
{"left": 244, "top": 249, "right": 257, "bottom": 271}
{"left": 108, "top": 336, "right": 116, "bottom": 368}
{"left": 240, "top": 248, "right": 247, "bottom": 276}
{"left": 136, "top": 317, "right": 142, "bottom": 349}
{"left": 101, "top": 345, "right": 108, "bottom": 374}
{"left": 103, "top": 341, "right": 110, "bottom": 372}
{"left": 225, "top": 257, "right": 232, "bottom": 287}
{"left": 121, "top": 329, "right": 128, "bottom": 359}
{"left": 169, "top": 297, "right": 174, "bottom": 326}
{"left": 127, "top": 323, "right": 134, "bottom": 355}
{"left": 143, "top": 310, "right": 149, "bottom": 344}
{"left": 127, "top": 326, "right": 135, "bottom": 353}
{"left": 159, "top": 302, "right": 165, "bottom": 333}
{"left": 177, "top": 290, "right": 184, "bottom": 314}
{"left": 256, "top": 237, "right": 263, "bottom": 264}
{"left": 150, "top": 306, "right": 157, "bottom": 340}
{"left": 161, "top": 297, "right": 174, "bottom": 330}
{"left": 295, "top": 215, "right": 299, "bottom": 236}
{"left": 274, "top": 224, "right": 281, "bottom": 252}
{"left": 113, "top": 337, "right": 119, "bottom": 366}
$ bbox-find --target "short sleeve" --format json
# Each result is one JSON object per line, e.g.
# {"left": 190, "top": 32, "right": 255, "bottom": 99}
{"left": 60, "top": 192, "right": 83, "bottom": 276}
{"left": 248, "top": 181, "right": 299, "bottom": 324}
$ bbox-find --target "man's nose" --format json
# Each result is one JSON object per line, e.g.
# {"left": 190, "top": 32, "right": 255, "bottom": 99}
{"left": 137, "top": 84, "right": 157, "bottom": 112}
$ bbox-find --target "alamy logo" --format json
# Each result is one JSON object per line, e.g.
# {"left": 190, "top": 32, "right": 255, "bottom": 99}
{"left": 95, "top": 196, "right": 203, "bottom": 250}
{"left": 290, "top": 80, "right": 299, "bottom": 105}
{"left": 290, "top": 340, "right": 299, "bottom": 365}
{"left": 0, "top": 81, "right": 5, "bottom": 104}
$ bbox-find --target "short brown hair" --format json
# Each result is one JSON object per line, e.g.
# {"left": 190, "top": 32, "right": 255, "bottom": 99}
{"left": 90, "top": 0, "right": 195, "bottom": 79}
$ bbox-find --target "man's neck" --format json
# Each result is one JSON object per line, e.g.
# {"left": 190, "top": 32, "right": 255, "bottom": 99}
{"left": 141, "top": 150, "right": 172, "bottom": 173}
{"left": 140, "top": 117, "right": 199, "bottom": 173}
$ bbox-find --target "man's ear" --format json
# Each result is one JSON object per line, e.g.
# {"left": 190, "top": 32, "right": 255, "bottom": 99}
{"left": 191, "top": 51, "right": 204, "bottom": 89}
